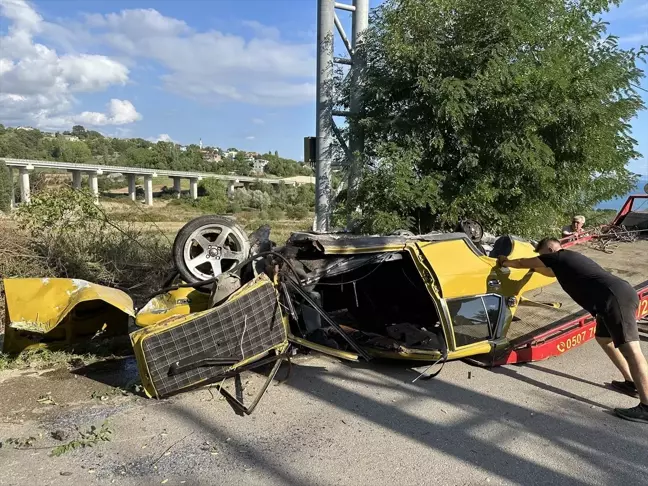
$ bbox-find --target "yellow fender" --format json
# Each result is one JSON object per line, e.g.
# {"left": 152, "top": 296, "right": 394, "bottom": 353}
{"left": 2, "top": 278, "right": 134, "bottom": 354}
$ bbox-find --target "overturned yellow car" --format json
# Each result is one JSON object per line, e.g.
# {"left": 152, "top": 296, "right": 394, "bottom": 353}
{"left": 3, "top": 215, "right": 564, "bottom": 404}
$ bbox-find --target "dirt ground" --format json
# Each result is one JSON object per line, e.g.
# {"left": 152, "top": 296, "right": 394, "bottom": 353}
{"left": 1, "top": 328, "right": 647, "bottom": 486}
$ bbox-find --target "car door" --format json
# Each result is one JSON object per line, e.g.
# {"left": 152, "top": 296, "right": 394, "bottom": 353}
{"left": 416, "top": 236, "right": 556, "bottom": 312}
{"left": 414, "top": 236, "right": 553, "bottom": 356}
{"left": 444, "top": 293, "right": 507, "bottom": 357}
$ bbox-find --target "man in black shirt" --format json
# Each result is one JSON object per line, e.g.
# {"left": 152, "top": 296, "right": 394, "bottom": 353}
{"left": 498, "top": 237, "right": 648, "bottom": 424}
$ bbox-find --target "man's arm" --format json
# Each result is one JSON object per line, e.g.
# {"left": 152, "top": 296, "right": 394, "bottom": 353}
{"left": 500, "top": 256, "right": 546, "bottom": 269}
{"left": 496, "top": 255, "right": 555, "bottom": 277}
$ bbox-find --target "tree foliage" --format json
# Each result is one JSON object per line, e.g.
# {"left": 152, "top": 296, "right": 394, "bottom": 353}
{"left": 346, "top": 0, "right": 646, "bottom": 237}
{"left": 263, "top": 152, "right": 313, "bottom": 177}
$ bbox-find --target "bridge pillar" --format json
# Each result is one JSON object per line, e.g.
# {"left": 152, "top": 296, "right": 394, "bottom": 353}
{"left": 172, "top": 177, "right": 182, "bottom": 198}
{"left": 72, "top": 170, "right": 82, "bottom": 189}
{"left": 8, "top": 167, "right": 15, "bottom": 209}
{"left": 144, "top": 175, "right": 153, "bottom": 206}
{"left": 127, "top": 174, "right": 136, "bottom": 201}
{"left": 190, "top": 178, "right": 199, "bottom": 200}
{"left": 227, "top": 180, "right": 236, "bottom": 198}
{"left": 87, "top": 172, "right": 99, "bottom": 203}
{"left": 19, "top": 167, "right": 31, "bottom": 204}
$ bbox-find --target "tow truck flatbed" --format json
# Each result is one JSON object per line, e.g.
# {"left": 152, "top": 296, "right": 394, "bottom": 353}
{"left": 473, "top": 195, "right": 648, "bottom": 366}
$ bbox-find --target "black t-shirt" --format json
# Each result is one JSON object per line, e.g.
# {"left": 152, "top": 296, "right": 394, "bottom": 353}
{"left": 538, "top": 250, "right": 634, "bottom": 315}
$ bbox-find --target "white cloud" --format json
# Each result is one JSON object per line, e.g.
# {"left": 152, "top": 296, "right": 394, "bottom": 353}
{"left": 85, "top": 8, "right": 190, "bottom": 38}
{"left": 619, "top": 31, "right": 648, "bottom": 46}
{"left": 74, "top": 99, "right": 142, "bottom": 126}
{"left": 149, "top": 133, "right": 175, "bottom": 143}
{"left": 0, "top": 0, "right": 41, "bottom": 31}
{"left": 0, "top": 0, "right": 139, "bottom": 128}
{"left": 87, "top": 8, "right": 316, "bottom": 106}
{"left": 246, "top": 135, "right": 256, "bottom": 140}
{"left": 252, "top": 118, "right": 265, "bottom": 125}
{"left": 242, "top": 20, "right": 281, "bottom": 40}
{"left": 0, "top": 2, "right": 314, "bottom": 129}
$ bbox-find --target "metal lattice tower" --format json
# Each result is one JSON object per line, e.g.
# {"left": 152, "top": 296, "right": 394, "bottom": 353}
{"left": 314, "top": 0, "right": 369, "bottom": 232}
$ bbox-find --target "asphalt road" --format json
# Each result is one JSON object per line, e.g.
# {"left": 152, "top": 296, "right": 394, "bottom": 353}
{"left": 1, "top": 337, "right": 647, "bottom": 486}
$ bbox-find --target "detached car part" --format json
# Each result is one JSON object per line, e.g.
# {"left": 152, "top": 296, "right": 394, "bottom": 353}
{"left": 131, "top": 273, "right": 289, "bottom": 399}
{"left": 2, "top": 278, "right": 134, "bottom": 354}
{"left": 172, "top": 215, "right": 250, "bottom": 284}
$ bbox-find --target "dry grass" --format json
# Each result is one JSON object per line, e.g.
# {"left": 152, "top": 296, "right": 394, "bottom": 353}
{"left": 99, "top": 197, "right": 313, "bottom": 244}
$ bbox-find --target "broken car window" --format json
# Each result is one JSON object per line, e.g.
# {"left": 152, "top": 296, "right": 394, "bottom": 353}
{"left": 447, "top": 295, "right": 501, "bottom": 346}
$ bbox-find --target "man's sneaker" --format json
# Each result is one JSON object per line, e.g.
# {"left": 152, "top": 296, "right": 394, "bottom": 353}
{"left": 609, "top": 380, "right": 639, "bottom": 398}
{"left": 615, "top": 403, "right": 648, "bottom": 424}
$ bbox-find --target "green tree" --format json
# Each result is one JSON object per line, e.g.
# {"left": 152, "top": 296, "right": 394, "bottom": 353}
{"left": 58, "top": 140, "right": 92, "bottom": 163}
{"left": 264, "top": 155, "right": 313, "bottom": 177}
{"left": 347, "top": 0, "right": 646, "bottom": 237}
{"left": 71, "top": 125, "right": 87, "bottom": 139}
{"left": 0, "top": 132, "right": 29, "bottom": 158}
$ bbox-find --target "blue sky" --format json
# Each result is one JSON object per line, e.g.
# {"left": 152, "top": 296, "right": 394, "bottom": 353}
{"left": 0, "top": 0, "right": 646, "bottom": 176}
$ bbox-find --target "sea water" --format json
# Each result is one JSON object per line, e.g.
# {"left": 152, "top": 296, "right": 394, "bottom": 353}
{"left": 596, "top": 179, "right": 648, "bottom": 211}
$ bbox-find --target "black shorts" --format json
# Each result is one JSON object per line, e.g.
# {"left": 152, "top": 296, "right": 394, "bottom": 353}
{"left": 595, "top": 291, "right": 640, "bottom": 347}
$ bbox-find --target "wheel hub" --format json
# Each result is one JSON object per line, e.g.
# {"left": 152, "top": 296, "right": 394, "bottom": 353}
{"left": 207, "top": 245, "right": 223, "bottom": 260}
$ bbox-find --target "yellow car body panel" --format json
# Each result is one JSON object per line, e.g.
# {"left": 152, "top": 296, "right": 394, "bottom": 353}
{"left": 2, "top": 278, "right": 134, "bottom": 354}
{"left": 366, "top": 340, "right": 493, "bottom": 361}
{"left": 415, "top": 239, "right": 556, "bottom": 301}
{"left": 416, "top": 240, "right": 497, "bottom": 299}
{"left": 135, "top": 287, "right": 210, "bottom": 327}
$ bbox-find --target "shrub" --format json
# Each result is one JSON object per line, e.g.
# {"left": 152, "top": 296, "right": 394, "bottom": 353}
{"left": 97, "top": 176, "right": 127, "bottom": 191}
{"left": 287, "top": 204, "right": 309, "bottom": 220}
{"left": 15, "top": 187, "right": 173, "bottom": 304}
{"left": 265, "top": 207, "right": 284, "bottom": 220}
{"left": 198, "top": 179, "right": 228, "bottom": 198}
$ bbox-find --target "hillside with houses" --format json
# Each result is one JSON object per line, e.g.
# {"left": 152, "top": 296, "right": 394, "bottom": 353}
{"left": 0, "top": 124, "right": 313, "bottom": 179}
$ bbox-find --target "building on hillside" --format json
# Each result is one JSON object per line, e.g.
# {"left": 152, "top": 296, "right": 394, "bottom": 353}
{"left": 201, "top": 151, "right": 222, "bottom": 163}
{"left": 252, "top": 158, "right": 269, "bottom": 175}
{"left": 224, "top": 150, "right": 238, "bottom": 159}
{"left": 62, "top": 135, "right": 80, "bottom": 141}
{"left": 179, "top": 146, "right": 187, "bottom": 152}
{"left": 16, "top": 126, "right": 35, "bottom": 131}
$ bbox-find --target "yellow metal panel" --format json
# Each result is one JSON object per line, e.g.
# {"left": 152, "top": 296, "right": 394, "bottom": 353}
{"left": 135, "top": 287, "right": 210, "bottom": 327}
{"left": 416, "top": 239, "right": 556, "bottom": 300}
{"left": 416, "top": 240, "right": 494, "bottom": 299}
{"left": 2, "top": 278, "right": 134, "bottom": 354}
{"left": 447, "top": 341, "right": 493, "bottom": 359}
{"left": 359, "top": 340, "right": 491, "bottom": 361}
{"left": 497, "top": 239, "right": 556, "bottom": 297}
{"left": 319, "top": 244, "right": 407, "bottom": 255}
{"left": 289, "top": 335, "right": 360, "bottom": 361}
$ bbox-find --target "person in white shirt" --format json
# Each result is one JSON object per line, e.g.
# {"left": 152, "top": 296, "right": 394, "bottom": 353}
{"left": 562, "top": 215, "right": 585, "bottom": 237}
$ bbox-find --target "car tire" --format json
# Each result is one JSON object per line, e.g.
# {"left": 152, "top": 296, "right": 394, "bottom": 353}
{"left": 172, "top": 215, "right": 250, "bottom": 284}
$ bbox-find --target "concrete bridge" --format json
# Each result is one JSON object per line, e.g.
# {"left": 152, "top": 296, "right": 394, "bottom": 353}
{"left": 1, "top": 158, "right": 314, "bottom": 206}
